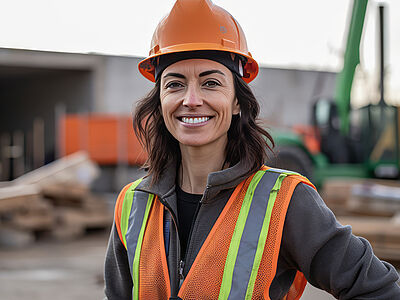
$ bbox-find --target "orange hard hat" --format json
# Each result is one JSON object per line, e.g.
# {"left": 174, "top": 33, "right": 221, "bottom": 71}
{"left": 138, "top": 0, "right": 259, "bottom": 83}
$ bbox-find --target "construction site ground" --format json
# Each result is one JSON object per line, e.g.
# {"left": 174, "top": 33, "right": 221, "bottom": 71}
{"left": 0, "top": 227, "right": 398, "bottom": 300}
{"left": 0, "top": 227, "right": 339, "bottom": 300}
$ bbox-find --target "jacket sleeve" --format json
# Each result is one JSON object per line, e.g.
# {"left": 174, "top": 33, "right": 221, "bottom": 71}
{"left": 280, "top": 182, "right": 400, "bottom": 299}
{"left": 104, "top": 222, "right": 133, "bottom": 300}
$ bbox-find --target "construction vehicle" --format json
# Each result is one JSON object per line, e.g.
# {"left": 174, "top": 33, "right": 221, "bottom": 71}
{"left": 270, "top": 0, "right": 399, "bottom": 187}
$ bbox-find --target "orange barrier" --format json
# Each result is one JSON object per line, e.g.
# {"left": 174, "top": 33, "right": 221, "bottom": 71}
{"left": 292, "top": 125, "right": 321, "bottom": 155}
{"left": 60, "top": 114, "right": 147, "bottom": 165}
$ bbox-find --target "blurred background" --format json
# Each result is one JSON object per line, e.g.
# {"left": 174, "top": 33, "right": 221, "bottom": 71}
{"left": 0, "top": 0, "right": 399, "bottom": 299}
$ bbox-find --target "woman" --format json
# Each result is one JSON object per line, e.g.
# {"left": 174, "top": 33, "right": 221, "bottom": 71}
{"left": 104, "top": 1, "right": 400, "bottom": 299}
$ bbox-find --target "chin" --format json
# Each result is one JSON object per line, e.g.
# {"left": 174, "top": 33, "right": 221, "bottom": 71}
{"left": 179, "top": 140, "right": 208, "bottom": 147}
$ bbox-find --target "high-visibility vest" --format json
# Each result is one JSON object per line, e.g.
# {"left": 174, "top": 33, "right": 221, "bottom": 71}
{"left": 114, "top": 166, "right": 316, "bottom": 300}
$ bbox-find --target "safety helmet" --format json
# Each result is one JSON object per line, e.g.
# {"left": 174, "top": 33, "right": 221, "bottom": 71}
{"left": 138, "top": 0, "right": 259, "bottom": 83}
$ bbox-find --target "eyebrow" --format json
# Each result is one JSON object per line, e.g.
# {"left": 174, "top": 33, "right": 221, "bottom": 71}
{"left": 163, "top": 72, "right": 185, "bottom": 79}
{"left": 163, "top": 69, "right": 225, "bottom": 79}
{"left": 199, "top": 70, "right": 225, "bottom": 77}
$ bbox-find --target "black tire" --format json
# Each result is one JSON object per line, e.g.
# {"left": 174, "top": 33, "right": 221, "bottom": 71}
{"left": 267, "top": 146, "right": 314, "bottom": 179}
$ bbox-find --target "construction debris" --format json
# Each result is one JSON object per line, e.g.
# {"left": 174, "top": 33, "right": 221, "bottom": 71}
{"left": 338, "top": 216, "right": 400, "bottom": 263}
{"left": 321, "top": 177, "right": 400, "bottom": 217}
{"left": 0, "top": 152, "right": 112, "bottom": 247}
{"left": 322, "top": 177, "right": 400, "bottom": 266}
{"left": 13, "top": 151, "right": 100, "bottom": 187}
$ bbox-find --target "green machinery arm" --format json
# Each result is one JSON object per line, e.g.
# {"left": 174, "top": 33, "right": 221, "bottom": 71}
{"left": 334, "top": 0, "right": 368, "bottom": 135}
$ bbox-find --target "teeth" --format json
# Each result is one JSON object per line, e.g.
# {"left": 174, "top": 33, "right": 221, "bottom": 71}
{"left": 182, "top": 117, "right": 210, "bottom": 124}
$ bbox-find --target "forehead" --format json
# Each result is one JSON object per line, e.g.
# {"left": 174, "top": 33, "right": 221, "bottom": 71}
{"left": 162, "top": 58, "right": 230, "bottom": 76}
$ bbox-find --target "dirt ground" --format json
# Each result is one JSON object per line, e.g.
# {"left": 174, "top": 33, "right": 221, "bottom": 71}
{"left": 0, "top": 230, "right": 375, "bottom": 300}
{"left": 0, "top": 230, "right": 109, "bottom": 300}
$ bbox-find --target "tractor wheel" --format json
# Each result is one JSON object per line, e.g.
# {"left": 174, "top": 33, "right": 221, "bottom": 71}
{"left": 267, "top": 146, "right": 314, "bottom": 179}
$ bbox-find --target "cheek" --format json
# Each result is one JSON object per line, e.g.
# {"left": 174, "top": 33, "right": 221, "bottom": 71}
{"left": 160, "top": 96, "right": 172, "bottom": 117}
{"left": 160, "top": 97, "right": 177, "bottom": 130}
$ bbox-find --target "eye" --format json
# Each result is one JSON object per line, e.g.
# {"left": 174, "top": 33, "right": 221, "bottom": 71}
{"left": 203, "top": 80, "right": 220, "bottom": 88}
{"left": 165, "top": 81, "right": 184, "bottom": 89}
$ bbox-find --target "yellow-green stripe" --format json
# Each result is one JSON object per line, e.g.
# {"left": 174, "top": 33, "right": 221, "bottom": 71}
{"left": 218, "top": 170, "right": 266, "bottom": 300}
{"left": 244, "top": 173, "right": 287, "bottom": 299}
{"left": 132, "top": 194, "right": 154, "bottom": 300}
{"left": 120, "top": 178, "right": 143, "bottom": 247}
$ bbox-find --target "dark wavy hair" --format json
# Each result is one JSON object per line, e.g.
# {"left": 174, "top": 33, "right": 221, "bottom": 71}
{"left": 133, "top": 72, "right": 274, "bottom": 183}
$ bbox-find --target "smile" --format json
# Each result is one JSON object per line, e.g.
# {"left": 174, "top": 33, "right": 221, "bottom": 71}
{"left": 181, "top": 117, "right": 210, "bottom": 124}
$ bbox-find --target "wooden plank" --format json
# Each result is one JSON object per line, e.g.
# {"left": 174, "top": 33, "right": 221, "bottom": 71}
{"left": 0, "top": 195, "right": 45, "bottom": 213}
{"left": 41, "top": 183, "right": 89, "bottom": 207}
{"left": 13, "top": 151, "right": 100, "bottom": 187}
{"left": 0, "top": 184, "right": 39, "bottom": 199}
{"left": 338, "top": 216, "right": 400, "bottom": 246}
{"left": 54, "top": 207, "right": 112, "bottom": 230}
{"left": 11, "top": 211, "right": 54, "bottom": 231}
{"left": 338, "top": 216, "right": 400, "bottom": 263}
{"left": 321, "top": 178, "right": 362, "bottom": 206}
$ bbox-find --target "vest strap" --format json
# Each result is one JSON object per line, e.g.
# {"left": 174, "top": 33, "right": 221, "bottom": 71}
{"left": 132, "top": 193, "right": 154, "bottom": 299}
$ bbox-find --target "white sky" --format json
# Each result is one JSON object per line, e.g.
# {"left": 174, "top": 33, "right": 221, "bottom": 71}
{"left": 0, "top": 0, "right": 399, "bottom": 105}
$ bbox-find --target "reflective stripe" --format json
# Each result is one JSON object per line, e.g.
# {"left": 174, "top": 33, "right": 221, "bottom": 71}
{"left": 123, "top": 184, "right": 154, "bottom": 300}
{"left": 126, "top": 191, "right": 150, "bottom": 270}
{"left": 219, "top": 169, "right": 271, "bottom": 299}
{"left": 227, "top": 171, "right": 280, "bottom": 300}
{"left": 245, "top": 172, "right": 287, "bottom": 298}
{"left": 120, "top": 178, "right": 143, "bottom": 247}
{"left": 132, "top": 194, "right": 154, "bottom": 300}
{"left": 266, "top": 167, "right": 299, "bottom": 176}
{"left": 164, "top": 209, "right": 171, "bottom": 257}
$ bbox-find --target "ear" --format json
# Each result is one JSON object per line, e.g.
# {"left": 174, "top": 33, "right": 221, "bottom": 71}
{"left": 232, "top": 97, "right": 240, "bottom": 115}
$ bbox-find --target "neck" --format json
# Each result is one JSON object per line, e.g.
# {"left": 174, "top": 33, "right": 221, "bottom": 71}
{"left": 179, "top": 138, "right": 227, "bottom": 194}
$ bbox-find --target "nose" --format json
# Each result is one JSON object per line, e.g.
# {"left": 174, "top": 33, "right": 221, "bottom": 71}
{"left": 182, "top": 84, "right": 203, "bottom": 108}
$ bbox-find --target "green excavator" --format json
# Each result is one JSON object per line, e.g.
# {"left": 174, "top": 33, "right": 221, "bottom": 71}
{"left": 269, "top": 0, "right": 399, "bottom": 187}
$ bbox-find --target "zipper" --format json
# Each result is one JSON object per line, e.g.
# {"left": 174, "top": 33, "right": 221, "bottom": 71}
{"left": 181, "top": 186, "right": 208, "bottom": 282}
{"left": 161, "top": 186, "right": 207, "bottom": 290}
{"left": 183, "top": 200, "right": 202, "bottom": 265}
{"left": 159, "top": 198, "right": 182, "bottom": 293}
{"left": 179, "top": 260, "right": 185, "bottom": 287}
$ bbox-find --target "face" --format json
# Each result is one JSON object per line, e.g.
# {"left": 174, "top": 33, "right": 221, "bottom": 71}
{"left": 160, "top": 59, "right": 240, "bottom": 149}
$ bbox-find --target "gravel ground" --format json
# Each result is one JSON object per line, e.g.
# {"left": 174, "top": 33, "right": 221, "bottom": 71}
{"left": 0, "top": 231, "right": 109, "bottom": 300}
{"left": 0, "top": 230, "right": 378, "bottom": 300}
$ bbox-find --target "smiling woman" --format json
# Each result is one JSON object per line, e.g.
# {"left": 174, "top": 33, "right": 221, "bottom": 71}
{"left": 134, "top": 51, "right": 273, "bottom": 188}
{"left": 160, "top": 59, "right": 239, "bottom": 152}
{"left": 104, "top": 0, "right": 400, "bottom": 299}
{"left": 139, "top": 57, "right": 268, "bottom": 193}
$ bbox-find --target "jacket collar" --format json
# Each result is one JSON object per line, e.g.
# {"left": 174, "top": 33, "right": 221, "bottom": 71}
{"left": 136, "top": 158, "right": 254, "bottom": 204}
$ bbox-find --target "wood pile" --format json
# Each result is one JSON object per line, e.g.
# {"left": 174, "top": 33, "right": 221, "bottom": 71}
{"left": 0, "top": 152, "right": 112, "bottom": 247}
{"left": 322, "top": 177, "right": 400, "bottom": 217}
{"left": 338, "top": 216, "right": 400, "bottom": 263}
{"left": 322, "top": 178, "right": 400, "bottom": 266}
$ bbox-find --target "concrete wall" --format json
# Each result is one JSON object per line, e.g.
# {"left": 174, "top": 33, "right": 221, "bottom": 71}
{"left": 251, "top": 67, "right": 336, "bottom": 127}
{"left": 101, "top": 56, "right": 153, "bottom": 114}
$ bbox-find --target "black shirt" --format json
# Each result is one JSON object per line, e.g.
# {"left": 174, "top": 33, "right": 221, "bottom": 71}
{"left": 176, "top": 185, "right": 202, "bottom": 259}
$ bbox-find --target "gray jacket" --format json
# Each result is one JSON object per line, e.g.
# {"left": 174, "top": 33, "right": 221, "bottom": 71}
{"left": 104, "top": 160, "right": 400, "bottom": 299}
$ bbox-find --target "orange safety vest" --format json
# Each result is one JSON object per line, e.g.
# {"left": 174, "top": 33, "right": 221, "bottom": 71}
{"left": 115, "top": 166, "right": 316, "bottom": 300}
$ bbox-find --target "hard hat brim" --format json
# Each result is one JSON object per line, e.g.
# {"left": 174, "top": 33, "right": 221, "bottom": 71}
{"left": 138, "top": 43, "right": 259, "bottom": 83}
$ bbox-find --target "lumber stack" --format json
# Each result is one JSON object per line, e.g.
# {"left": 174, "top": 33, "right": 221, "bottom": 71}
{"left": 0, "top": 184, "right": 53, "bottom": 232}
{"left": 0, "top": 152, "right": 112, "bottom": 247}
{"left": 338, "top": 216, "right": 400, "bottom": 263}
{"left": 321, "top": 178, "right": 400, "bottom": 217}
{"left": 322, "top": 178, "right": 400, "bottom": 265}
